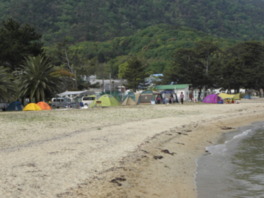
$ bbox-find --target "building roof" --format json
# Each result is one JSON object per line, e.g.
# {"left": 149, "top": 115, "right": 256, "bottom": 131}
{"left": 57, "top": 90, "right": 93, "bottom": 98}
{"left": 155, "top": 84, "right": 190, "bottom": 90}
{"left": 152, "top": 74, "right": 163, "bottom": 77}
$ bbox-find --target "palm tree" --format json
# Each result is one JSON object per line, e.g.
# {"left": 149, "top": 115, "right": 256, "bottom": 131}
{"left": 19, "top": 55, "right": 63, "bottom": 102}
{"left": 0, "top": 66, "right": 16, "bottom": 101}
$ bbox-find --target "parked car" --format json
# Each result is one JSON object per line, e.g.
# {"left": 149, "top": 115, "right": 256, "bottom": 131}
{"left": 81, "top": 95, "right": 96, "bottom": 106}
{"left": 51, "top": 97, "right": 72, "bottom": 108}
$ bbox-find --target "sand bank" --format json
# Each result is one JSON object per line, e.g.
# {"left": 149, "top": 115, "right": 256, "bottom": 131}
{"left": 0, "top": 101, "right": 264, "bottom": 198}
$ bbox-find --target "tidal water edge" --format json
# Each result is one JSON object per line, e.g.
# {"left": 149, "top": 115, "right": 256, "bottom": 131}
{"left": 196, "top": 121, "right": 264, "bottom": 198}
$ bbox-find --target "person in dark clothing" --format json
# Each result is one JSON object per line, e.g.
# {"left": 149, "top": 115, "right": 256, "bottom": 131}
{"left": 180, "top": 92, "right": 184, "bottom": 104}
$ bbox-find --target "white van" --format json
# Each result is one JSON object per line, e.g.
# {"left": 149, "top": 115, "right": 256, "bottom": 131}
{"left": 81, "top": 95, "right": 96, "bottom": 106}
{"left": 51, "top": 97, "right": 72, "bottom": 108}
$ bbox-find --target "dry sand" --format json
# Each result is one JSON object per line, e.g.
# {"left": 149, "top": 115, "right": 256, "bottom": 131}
{"left": 0, "top": 100, "right": 264, "bottom": 198}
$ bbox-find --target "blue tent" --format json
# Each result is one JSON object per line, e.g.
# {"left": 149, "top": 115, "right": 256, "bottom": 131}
{"left": 6, "top": 101, "right": 23, "bottom": 111}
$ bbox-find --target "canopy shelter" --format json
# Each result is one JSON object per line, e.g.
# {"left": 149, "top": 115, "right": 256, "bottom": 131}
{"left": 218, "top": 93, "right": 240, "bottom": 100}
{"left": 57, "top": 90, "right": 94, "bottom": 98}
{"left": 56, "top": 90, "right": 95, "bottom": 102}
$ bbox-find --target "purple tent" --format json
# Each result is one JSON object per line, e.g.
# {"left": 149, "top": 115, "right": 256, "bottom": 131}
{"left": 202, "top": 94, "right": 223, "bottom": 104}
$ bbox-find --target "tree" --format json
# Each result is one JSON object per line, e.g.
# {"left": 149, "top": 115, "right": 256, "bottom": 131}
{"left": 165, "top": 41, "right": 221, "bottom": 87}
{"left": 195, "top": 41, "right": 220, "bottom": 77}
{"left": 19, "top": 55, "right": 63, "bottom": 102}
{"left": 0, "top": 18, "right": 43, "bottom": 71}
{"left": 223, "top": 42, "right": 264, "bottom": 91}
{"left": 163, "top": 48, "right": 201, "bottom": 85}
{"left": 221, "top": 41, "right": 264, "bottom": 93}
{"left": 118, "top": 56, "right": 147, "bottom": 90}
{"left": 0, "top": 66, "right": 16, "bottom": 101}
{"left": 164, "top": 41, "right": 222, "bottom": 99}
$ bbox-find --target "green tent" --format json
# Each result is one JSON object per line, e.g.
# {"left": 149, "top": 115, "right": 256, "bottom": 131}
{"left": 122, "top": 92, "right": 137, "bottom": 106}
{"left": 138, "top": 90, "right": 155, "bottom": 104}
{"left": 90, "top": 94, "right": 120, "bottom": 107}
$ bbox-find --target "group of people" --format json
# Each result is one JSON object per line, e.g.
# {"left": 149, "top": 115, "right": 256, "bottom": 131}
{"left": 155, "top": 92, "right": 185, "bottom": 104}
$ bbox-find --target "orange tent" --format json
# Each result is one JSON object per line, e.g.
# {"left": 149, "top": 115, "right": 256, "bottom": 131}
{"left": 37, "top": 101, "right": 52, "bottom": 110}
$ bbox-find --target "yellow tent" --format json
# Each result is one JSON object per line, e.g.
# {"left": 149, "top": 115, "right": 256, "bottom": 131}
{"left": 218, "top": 93, "right": 240, "bottom": 100}
{"left": 23, "top": 103, "right": 42, "bottom": 111}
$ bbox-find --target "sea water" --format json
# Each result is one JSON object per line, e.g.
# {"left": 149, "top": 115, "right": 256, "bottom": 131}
{"left": 196, "top": 122, "right": 264, "bottom": 198}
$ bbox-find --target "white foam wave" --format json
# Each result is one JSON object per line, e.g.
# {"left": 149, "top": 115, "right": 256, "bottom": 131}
{"left": 206, "top": 129, "right": 253, "bottom": 155}
{"left": 232, "top": 129, "right": 252, "bottom": 140}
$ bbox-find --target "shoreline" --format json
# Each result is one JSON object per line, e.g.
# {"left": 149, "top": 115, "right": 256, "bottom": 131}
{"left": 195, "top": 120, "right": 264, "bottom": 198}
{"left": 57, "top": 105, "right": 264, "bottom": 198}
{"left": 0, "top": 102, "right": 264, "bottom": 197}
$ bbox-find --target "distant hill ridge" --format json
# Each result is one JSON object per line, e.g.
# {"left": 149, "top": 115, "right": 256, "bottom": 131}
{"left": 0, "top": 0, "right": 263, "bottom": 44}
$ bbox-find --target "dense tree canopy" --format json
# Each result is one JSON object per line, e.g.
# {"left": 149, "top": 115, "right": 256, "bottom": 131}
{"left": 0, "top": 18, "right": 43, "bottom": 71}
{"left": 119, "top": 56, "right": 147, "bottom": 91}
{"left": 0, "top": 0, "right": 263, "bottom": 43}
{"left": 0, "top": 66, "right": 16, "bottom": 101}
{"left": 165, "top": 41, "right": 264, "bottom": 93}
{"left": 222, "top": 42, "right": 264, "bottom": 92}
{"left": 164, "top": 42, "right": 221, "bottom": 88}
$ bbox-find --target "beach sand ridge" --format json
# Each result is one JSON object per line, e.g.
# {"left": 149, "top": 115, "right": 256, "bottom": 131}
{"left": 0, "top": 102, "right": 263, "bottom": 198}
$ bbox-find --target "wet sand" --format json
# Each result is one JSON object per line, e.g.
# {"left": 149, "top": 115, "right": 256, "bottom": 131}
{"left": 0, "top": 101, "right": 264, "bottom": 198}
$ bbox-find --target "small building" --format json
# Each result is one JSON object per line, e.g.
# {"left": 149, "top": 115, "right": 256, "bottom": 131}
{"left": 155, "top": 84, "right": 191, "bottom": 101}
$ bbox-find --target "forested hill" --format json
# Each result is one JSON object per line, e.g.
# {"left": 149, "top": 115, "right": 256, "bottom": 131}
{"left": 0, "top": 0, "right": 263, "bottom": 44}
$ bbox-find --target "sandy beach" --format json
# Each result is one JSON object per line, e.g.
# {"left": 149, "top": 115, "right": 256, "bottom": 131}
{"left": 0, "top": 101, "right": 264, "bottom": 198}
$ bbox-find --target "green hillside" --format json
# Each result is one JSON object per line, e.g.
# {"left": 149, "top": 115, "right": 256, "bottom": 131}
{"left": 0, "top": 0, "right": 263, "bottom": 44}
{"left": 44, "top": 24, "right": 237, "bottom": 78}
{"left": 0, "top": 0, "right": 263, "bottom": 96}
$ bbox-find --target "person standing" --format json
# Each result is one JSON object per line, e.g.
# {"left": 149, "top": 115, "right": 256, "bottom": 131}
{"left": 180, "top": 92, "right": 184, "bottom": 104}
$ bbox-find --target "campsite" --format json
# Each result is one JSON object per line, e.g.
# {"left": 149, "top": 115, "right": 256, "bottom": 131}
{"left": 0, "top": 88, "right": 246, "bottom": 112}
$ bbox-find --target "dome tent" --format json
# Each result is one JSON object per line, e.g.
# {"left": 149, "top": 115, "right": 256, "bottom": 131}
{"left": 90, "top": 94, "right": 120, "bottom": 107}
{"left": 122, "top": 92, "right": 137, "bottom": 106}
{"left": 37, "top": 101, "right": 52, "bottom": 110}
{"left": 202, "top": 94, "right": 223, "bottom": 104}
{"left": 6, "top": 101, "right": 23, "bottom": 111}
{"left": 23, "top": 103, "right": 42, "bottom": 111}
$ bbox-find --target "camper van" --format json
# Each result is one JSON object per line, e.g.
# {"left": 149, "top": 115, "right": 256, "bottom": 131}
{"left": 51, "top": 97, "right": 72, "bottom": 108}
{"left": 81, "top": 95, "right": 96, "bottom": 106}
